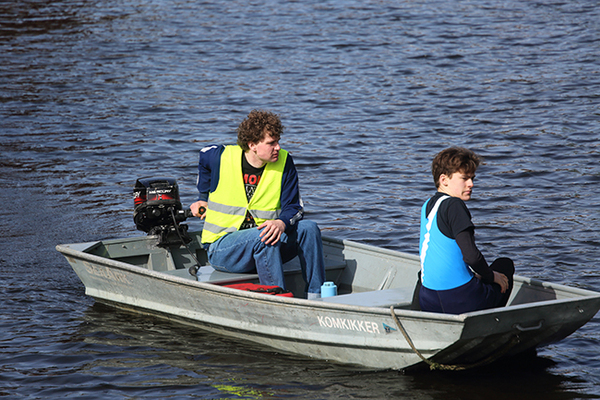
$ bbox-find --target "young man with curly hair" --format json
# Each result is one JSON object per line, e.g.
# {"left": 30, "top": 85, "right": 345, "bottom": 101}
{"left": 418, "top": 147, "right": 515, "bottom": 314}
{"left": 190, "top": 110, "right": 326, "bottom": 299}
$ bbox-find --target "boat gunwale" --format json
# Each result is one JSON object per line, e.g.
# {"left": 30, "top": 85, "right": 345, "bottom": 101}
{"left": 56, "top": 242, "right": 454, "bottom": 318}
{"left": 56, "top": 240, "right": 600, "bottom": 323}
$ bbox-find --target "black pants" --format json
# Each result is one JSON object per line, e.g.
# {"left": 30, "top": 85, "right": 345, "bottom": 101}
{"left": 412, "top": 258, "right": 515, "bottom": 313}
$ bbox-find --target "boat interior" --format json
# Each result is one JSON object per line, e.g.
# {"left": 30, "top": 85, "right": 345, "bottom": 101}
{"left": 80, "top": 231, "right": 588, "bottom": 311}
{"left": 82, "top": 232, "right": 420, "bottom": 309}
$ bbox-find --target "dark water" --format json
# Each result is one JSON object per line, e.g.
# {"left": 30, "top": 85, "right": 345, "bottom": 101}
{"left": 2, "top": 0, "right": 600, "bottom": 398}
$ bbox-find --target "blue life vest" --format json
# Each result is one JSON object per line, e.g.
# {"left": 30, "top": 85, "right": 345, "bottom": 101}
{"left": 420, "top": 196, "right": 473, "bottom": 290}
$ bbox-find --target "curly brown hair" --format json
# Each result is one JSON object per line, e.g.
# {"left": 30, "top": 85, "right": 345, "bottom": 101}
{"left": 236, "top": 110, "right": 284, "bottom": 151}
{"left": 431, "top": 147, "right": 481, "bottom": 188}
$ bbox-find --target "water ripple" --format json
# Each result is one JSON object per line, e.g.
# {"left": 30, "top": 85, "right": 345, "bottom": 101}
{"left": 1, "top": 0, "right": 600, "bottom": 398}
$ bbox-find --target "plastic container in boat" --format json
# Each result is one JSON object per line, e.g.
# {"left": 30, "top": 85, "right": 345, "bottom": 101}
{"left": 321, "top": 281, "right": 337, "bottom": 298}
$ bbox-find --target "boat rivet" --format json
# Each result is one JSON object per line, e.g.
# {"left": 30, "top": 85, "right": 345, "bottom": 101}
{"left": 495, "top": 317, "right": 500, "bottom": 322}
{"left": 579, "top": 308, "right": 584, "bottom": 314}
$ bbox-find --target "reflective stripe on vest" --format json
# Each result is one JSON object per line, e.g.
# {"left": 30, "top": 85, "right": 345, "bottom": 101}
{"left": 201, "top": 145, "right": 287, "bottom": 244}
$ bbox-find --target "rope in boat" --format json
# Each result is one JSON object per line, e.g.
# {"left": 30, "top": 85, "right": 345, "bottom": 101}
{"left": 389, "top": 306, "right": 520, "bottom": 371}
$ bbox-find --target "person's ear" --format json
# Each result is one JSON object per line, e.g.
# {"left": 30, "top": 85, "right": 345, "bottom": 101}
{"left": 439, "top": 174, "right": 449, "bottom": 187}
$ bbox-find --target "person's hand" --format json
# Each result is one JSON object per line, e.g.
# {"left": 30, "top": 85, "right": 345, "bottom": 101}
{"left": 190, "top": 200, "right": 208, "bottom": 219}
{"left": 258, "top": 219, "right": 286, "bottom": 245}
{"left": 493, "top": 271, "right": 509, "bottom": 293}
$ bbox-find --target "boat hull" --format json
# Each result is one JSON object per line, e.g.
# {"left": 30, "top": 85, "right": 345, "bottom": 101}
{"left": 57, "top": 234, "right": 600, "bottom": 370}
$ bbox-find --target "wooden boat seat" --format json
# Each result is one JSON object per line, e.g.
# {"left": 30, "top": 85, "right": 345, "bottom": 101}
{"left": 318, "top": 286, "right": 415, "bottom": 309}
{"left": 162, "top": 256, "right": 347, "bottom": 285}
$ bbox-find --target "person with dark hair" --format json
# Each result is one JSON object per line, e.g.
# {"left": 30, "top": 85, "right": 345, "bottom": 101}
{"left": 418, "top": 147, "right": 515, "bottom": 314}
{"left": 190, "top": 110, "right": 326, "bottom": 299}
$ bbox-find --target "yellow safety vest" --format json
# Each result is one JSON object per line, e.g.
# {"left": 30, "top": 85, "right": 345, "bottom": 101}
{"left": 201, "top": 145, "right": 288, "bottom": 244}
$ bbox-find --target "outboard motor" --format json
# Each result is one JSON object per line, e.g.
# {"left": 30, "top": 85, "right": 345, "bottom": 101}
{"left": 133, "top": 177, "right": 193, "bottom": 246}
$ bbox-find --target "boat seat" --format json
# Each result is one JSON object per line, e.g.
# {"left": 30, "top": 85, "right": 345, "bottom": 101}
{"left": 318, "top": 286, "right": 415, "bottom": 309}
{"left": 162, "top": 256, "right": 347, "bottom": 285}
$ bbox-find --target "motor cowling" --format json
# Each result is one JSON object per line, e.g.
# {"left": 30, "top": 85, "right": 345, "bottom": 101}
{"left": 133, "top": 177, "right": 192, "bottom": 246}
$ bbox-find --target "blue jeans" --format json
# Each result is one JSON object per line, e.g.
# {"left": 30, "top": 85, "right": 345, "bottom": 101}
{"left": 206, "top": 219, "right": 326, "bottom": 294}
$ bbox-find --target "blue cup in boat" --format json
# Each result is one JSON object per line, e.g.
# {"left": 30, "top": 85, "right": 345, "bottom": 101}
{"left": 321, "top": 281, "right": 337, "bottom": 298}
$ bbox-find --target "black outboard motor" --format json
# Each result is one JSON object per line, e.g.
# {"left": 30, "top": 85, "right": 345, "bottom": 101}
{"left": 133, "top": 177, "right": 193, "bottom": 246}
